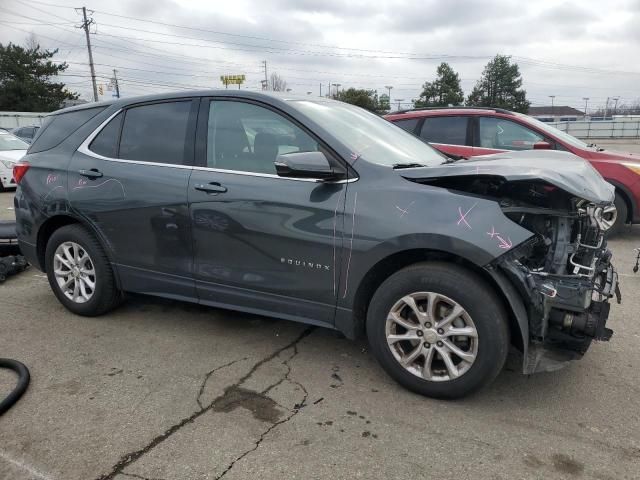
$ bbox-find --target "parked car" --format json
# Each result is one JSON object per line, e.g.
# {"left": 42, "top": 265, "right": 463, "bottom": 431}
{"left": 13, "top": 92, "right": 619, "bottom": 398}
{"left": 11, "top": 125, "right": 40, "bottom": 144}
{"left": 386, "top": 107, "right": 640, "bottom": 234}
{"left": 0, "top": 130, "right": 29, "bottom": 191}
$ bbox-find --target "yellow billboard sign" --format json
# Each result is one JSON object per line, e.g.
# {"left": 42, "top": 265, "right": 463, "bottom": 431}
{"left": 220, "top": 74, "right": 246, "bottom": 86}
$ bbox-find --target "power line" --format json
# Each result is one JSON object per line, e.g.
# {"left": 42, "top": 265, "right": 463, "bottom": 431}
{"left": 20, "top": 0, "right": 640, "bottom": 76}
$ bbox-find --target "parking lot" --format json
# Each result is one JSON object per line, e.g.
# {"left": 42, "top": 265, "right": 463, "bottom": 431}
{"left": 1, "top": 171, "right": 640, "bottom": 480}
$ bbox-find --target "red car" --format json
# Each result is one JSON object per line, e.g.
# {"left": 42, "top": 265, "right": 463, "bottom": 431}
{"left": 386, "top": 107, "right": 640, "bottom": 234}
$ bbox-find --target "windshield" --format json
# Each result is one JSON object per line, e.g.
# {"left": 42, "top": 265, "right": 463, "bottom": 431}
{"left": 0, "top": 132, "right": 29, "bottom": 151}
{"left": 292, "top": 100, "right": 446, "bottom": 167}
{"left": 516, "top": 113, "right": 589, "bottom": 149}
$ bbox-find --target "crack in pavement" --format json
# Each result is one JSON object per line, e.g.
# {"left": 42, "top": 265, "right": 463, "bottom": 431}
{"left": 196, "top": 357, "right": 249, "bottom": 409}
{"left": 95, "top": 327, "right": 314, "bottom": 480}
{"left": 214, "top": 337, "right": 309, "bottom": 479}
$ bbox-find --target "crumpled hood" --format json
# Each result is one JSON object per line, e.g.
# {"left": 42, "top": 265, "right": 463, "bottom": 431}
{"left": 400, "top": 150, "right": 615, "bottom": 205}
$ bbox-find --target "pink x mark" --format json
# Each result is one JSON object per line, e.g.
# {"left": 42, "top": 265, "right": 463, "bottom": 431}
{"left": 457, "top": 203, "right": 477, "bottom": 229}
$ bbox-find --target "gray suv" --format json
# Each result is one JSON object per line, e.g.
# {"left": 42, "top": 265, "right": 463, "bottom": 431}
{"left": 12, "top": 91, "right": 620, "bottom": 398}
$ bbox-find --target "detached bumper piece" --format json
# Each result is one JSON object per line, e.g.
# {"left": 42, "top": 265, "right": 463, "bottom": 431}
{"left": 0, "top": 220, "right": 27, "bottom": 282}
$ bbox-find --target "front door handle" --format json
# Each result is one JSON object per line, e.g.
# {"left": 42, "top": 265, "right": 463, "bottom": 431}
{"left": 78, "top": 168, "right": 103, "bottom": 179}
{"left": 194, "top": 182, "right": 227, "bottom": 194}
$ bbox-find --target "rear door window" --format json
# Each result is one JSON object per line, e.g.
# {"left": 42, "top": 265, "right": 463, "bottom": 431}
{"left": 478, "top": 117, "right": 544, "bottom": 150}
{"left": 419, "top": 116, "right": 468, "bottom": 145}
{"left": 29, "top": 106, "right": 106, "bottom": 153}
{"left": 392, "top": 118, "right": 420, "bottom": 134}
{"left": 119, "top": 101, "right": 192, "bottom": 165}
{"left": 89, "top": 112, "right": 123, "bottom": 158}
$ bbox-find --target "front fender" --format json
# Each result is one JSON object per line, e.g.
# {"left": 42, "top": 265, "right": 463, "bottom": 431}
{"left": 336, "top": 182, "right": 534, "bottom": 311}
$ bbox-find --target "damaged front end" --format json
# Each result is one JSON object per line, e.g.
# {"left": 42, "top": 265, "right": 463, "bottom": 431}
{"left": 494, "top": 188, "right": 621, "bottom": 373}
{"left": 401, "top": 151, "right": 622, "bottom": 373}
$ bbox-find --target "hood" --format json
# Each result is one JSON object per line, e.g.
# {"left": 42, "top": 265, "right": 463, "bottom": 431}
{"left": 400, "top": 150, "right": 614, "bottom": 205}
{"left": 0, "top": 150, "right": 27, "bottom": 163}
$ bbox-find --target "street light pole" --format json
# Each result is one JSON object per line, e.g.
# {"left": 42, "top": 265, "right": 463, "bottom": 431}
{"left": 582, "top": 97, "right": 589, "bottom": 117}
{"left": 612, "top": 96, "right": 620, "bottom": 116}
{"left": 549, "top": 95, "right": 555, "bottom": 117}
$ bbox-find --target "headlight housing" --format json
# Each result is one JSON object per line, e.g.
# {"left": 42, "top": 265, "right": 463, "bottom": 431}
{"left": 622, "top": 162, "right": 640, "bottom": 176}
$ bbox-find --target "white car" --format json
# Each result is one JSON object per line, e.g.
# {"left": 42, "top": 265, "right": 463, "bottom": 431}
{"left": 0, "top": 131, "right": 29, "bottom": 191}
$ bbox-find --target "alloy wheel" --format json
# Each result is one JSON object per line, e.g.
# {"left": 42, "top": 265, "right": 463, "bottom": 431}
{"left": 385, "top": 292, "right": 478, "bottom": 381}
{"left": 53, "top": 241, "right": 96, "bottom": 304}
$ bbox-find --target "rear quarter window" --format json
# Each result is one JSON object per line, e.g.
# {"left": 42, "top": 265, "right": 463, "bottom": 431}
{"left": 29, "top": 106, "right": 106, "bottom": 154}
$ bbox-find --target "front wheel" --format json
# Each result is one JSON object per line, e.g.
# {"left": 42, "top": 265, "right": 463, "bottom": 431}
{"left": 367, "top": 262, "right": 509, "bottom": 399}
{"left": 45, "top": 224, "right": 121, "bottom": 316}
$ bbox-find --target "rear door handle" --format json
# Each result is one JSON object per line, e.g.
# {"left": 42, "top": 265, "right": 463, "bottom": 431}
{"left": 194, "top": 182, "right": 227, "bottom": 194}
{"left": 78, "top": 168, "right": 103, "bottom": 179}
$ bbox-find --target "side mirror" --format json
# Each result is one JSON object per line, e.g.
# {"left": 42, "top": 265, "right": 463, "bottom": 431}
{"left": 274, "top": 151, "right": 339, "bottom": 180}
{"left": 533, "top": 141, "right": 552, "bottom": 150}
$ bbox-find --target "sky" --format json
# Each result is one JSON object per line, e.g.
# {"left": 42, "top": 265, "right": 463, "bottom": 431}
{"left": 0, "top": 0, "right": 639, "bottom": 112}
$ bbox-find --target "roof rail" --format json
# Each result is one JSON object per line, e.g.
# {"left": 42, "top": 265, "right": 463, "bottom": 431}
{"left": 390, "top": 106, "right": 515, "bottom": 115}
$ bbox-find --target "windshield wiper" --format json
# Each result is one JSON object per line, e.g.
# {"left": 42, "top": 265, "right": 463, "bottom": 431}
{"left": 392, "top": 162, "right": 427, "bottom": 169}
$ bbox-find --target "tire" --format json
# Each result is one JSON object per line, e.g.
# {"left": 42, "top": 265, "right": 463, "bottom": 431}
{"left": 366, "top": 262, "right": 509, "bottom": 399}
{"left": 45, "top": 224, "right": 121, "bottom": 316}
{"left": 606, "top": 192, "right": 628, "bottom": 237}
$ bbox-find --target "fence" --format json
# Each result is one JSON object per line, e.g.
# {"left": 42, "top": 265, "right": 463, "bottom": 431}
{"left": 548, "top": 118, "right": 640, "bottom": 139}
{"left": 0, "top": 112, "right": 47, "bottom": 129}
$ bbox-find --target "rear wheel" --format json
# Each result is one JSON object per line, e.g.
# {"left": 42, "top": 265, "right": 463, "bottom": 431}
{"left": 367, "top": 262, "right": 509, "bottom": 399}
{"left": 45, "top": 224, "right": 121, "bottom": 316}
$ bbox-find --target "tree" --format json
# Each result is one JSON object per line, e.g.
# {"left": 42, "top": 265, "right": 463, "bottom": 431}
{"left": 379, "top": 93, "right": 390, "bottom": 111}
{"left": 336, "top": 88, "right": 382, "bottom": 113}
{"left": 467, "top": 54, "right": 530, "bottom": 113}
{"left": 414, "top": 62, "right": 464, "bottom": 108}
{"left": 269, "top": 72, "right": 288, "bottom": 92}
{"left": 0, "top": 42, "right": 78, "bottom": 112}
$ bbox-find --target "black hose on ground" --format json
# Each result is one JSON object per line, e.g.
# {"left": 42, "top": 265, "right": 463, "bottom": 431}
{"left": 0, "top": 222, "right": 31, "bottom": 414}
{"left": 0, "top": 358, "right": 30, "bottom": 415}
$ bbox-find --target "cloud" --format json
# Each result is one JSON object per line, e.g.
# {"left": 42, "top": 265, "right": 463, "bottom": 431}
{"left": 1, "top": 0, "right": 638, "bottom": 109}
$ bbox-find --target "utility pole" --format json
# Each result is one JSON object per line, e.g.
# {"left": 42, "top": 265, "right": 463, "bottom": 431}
{"left": 319, "top": 83, "right": 322, "bottom": 97}
{"left": 582, "top": 97, "right": 589, "bottom": 117}
{"left": 332, "top": 83, "right": 341, "bottom": 98}
{"left": 549, "top": 95, "right": 555, "bottom": 117}
{"left": 112, "top": 69, "right": 120, "bottom": 98}
{"left": 262, "top": 60, "right": 268, "bottom": 90}
{"left": 604, "top": 97, "right": 610, "bottom": 119}
{"left": 396, "top": 98, "right": 404, "bottom": 110}
{"left": 77, "top": 6, "right": 98, "bottom": 102}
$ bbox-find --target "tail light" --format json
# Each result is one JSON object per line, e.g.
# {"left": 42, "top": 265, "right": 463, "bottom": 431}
{"left": 13, "top": 162, "right": 30, "bottom": 184}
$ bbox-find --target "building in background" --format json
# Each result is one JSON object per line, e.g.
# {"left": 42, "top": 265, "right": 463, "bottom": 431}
{"left": 528, "top": 105, "right": 585, "bottom": 122}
